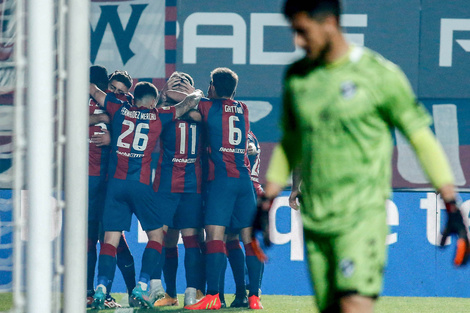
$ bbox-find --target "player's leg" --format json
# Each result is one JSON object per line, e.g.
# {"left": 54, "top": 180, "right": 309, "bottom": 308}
{"left": 149, "top": 192, "right": 180, "bottom": 305}
{"left": 86, "top": 221, "right": 99, "bottom": 307}
{"left": 130, "top": 182, "right": 168, "bottom": 308}
{"left": 131, "top": 227, "right": 165, "bottom": 308}
{"left": 225, "top": 233, "right": 248, "bottom": 307}
{"left": 154, "top": 228, "right": 180, "bottom": 307}
{"left": 239, "top": 227, "right": 264, "bottom": 309}
{"left": 333, "top": 209, "right": 387, "bottom": 313}
{"left": 217, "top": 242, "right": 227, "bottom": 308}
{"left": 185, "top": 224, "right": 226, "bottom": 310}
{"left": 173, "top": 193, "right": 205, "bottom": 305}
{"left": 86, "top": 175, "right": 106, "bottom": 306}
{"left": 181, "top": 228, "right": 205, "bottom": 306}
{"left": 116, "top": 233, "right": 136, "bottom": 297}
{"left": 234, "top": 179, "right": 263, "bottom": 309}
{"left": 93, "top": 178, "right": 133, "bottom": 309}
{"left": 304, "top": 233, "right": 336, "bottom": 312}
{"left": 92, "top": 231, "right": 122, "bottom": 309}
{"left": 185, "top": 179, "right": 235, "bottom": 310}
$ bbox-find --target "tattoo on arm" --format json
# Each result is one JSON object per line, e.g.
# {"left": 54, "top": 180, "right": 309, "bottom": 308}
{"left": 174, "top": 91, "right": 203, "bottom": 119}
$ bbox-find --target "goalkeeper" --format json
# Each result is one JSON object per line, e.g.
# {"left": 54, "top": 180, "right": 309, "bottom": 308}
{"left": 259, "top": 0, "right": 470, "bottom": 312}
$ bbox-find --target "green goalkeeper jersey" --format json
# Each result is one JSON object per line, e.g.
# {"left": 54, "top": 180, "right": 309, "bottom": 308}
{"left": 281, "top": 46, "right": 431, "bottom": 234}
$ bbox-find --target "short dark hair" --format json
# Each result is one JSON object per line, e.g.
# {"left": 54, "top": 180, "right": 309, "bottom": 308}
{"left": 134, "top": 82, "right": 158, "bottom": 101}
{"left": 283, "top": 0, "right": 341, "bottom": 21}
{"left": 109, "top": 70, "right": 133, "bottom": 89}
{"left": 210, "top": 67, "right": 238, "bottom": 98}
{"left": 90, "top": 65, "right": 108, "bottom": 91}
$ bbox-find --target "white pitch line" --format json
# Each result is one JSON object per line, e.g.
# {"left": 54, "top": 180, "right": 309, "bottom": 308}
{"left": 115, "top": 308, "right": 134, "bottom": 313}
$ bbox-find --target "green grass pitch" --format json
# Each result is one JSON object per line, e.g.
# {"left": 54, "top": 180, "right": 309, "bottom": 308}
{"left": 1, "top": 293, "right": 470, "bottom": 312}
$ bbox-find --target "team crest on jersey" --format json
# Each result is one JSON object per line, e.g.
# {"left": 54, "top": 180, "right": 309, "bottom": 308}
{"left": 340, "top": 81, "right": 357, "bottom": 99}
{"left": 339, "top": 258, "right": 355, "bottom": 278}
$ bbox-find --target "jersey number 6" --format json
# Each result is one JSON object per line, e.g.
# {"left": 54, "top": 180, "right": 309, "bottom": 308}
{"left": 229, "top": 115, "right": 242, "bottom": 146}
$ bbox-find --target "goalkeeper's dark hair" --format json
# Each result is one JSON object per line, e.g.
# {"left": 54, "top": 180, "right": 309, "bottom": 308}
{"left": 210, "top": 67, "right": 238, "bottom": 98}
{"left": 109, "top": 70, "right": 133, "bottom": 89}
{"left": 283, "top": 0, "right": 341, "bottom": 21}
{"left": 134, "top": 82, "right": 158, "bottom": 101}
{"left": 90, "top": 65, "right": 108, "bottom": 91}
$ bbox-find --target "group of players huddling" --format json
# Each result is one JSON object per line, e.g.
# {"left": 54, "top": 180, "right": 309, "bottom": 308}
{"left": 87, "top": 66, "right": 265, "bottom": 310}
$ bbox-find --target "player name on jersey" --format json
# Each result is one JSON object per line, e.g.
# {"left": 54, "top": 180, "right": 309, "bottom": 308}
{"left": 224, "top": 105, "right": 244, "bottom": 114}
{"left": 120, "top": 107, "right": 157, "bottom": 120}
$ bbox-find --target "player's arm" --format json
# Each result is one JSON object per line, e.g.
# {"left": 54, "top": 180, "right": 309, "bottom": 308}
{"left": 89, "top": 113, "right": 110, "bottom": 125}
{"left": 289, "top": 166, "right": 302, "bottom": 210}
{"left": 263, "top": 79, "right": 302, "bottom": 206}
{"left": 180, "top": 109, "right": 202, "bottom": 123}
{"left": 173, "top": 90, "right": 203, "bottom": 119}
{"left": 408, "top": 127, "right": 469, "bottom": 265}
{"left": 381, "top": 66, "right": 469, "bottom": 265}
{"left": 90, "top": 83, "right": 107, "bottom": 107}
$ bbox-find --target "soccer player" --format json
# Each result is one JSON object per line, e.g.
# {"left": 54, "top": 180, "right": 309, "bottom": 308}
{"left": 259, "top": 1, "right": 470, "bottom": 313}
{"left": 87, "top": 65, "right": 136, "bottom": 308}
{"left": 89, "top": 81, "right": 203, "bottom": 309}
{"left": 184, "top": 68, "right": 263, "bottom": 310}
{"left": 220, "top": 130, "right": 265, "bottom": 308}
{"left": 150, "top": 71, "right": 206, "bottom": 307}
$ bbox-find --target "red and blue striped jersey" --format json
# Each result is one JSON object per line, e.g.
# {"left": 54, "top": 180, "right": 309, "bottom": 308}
{"left": 198, "top": 98, "right": 251, "bottom": 180}
{"left": 88, "top": 97, "right": 110, "bottom": 177}
{"left": 153, "top": 119, "right": 202, "bottom": 193}
{"left": 247, "top": 131, "right": 261, "bottom": 189}
{"left": 104, "top": 93, "right": 176, "bottom": 185}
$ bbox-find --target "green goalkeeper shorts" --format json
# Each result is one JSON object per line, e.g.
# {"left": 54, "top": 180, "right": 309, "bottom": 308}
{"left": 304, "top": 208, "right": 388, "bottom": 311}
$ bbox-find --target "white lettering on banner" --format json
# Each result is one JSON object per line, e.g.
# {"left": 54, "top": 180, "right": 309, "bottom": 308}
{"left": 341, "top": 14, "right": 368, "bottom": 46}
{"left": 183, "top": 13, "right": 247, "bottom": 64}
{"left": 439, "top": 19, "right": 470, "bottom": 67}
{"left": 90, "top": 0, "right": 166, "bottom": 78}
{"left": 184, "top": 13, "right": 367, "bottom": 65}
{"left": 420, "top": 192, "right": 447, "bottom": 246}
{"left": 269, "top": 196, "right": 304, "bottom": 261}
{"left": 250, "top": 13, "right": 304, "bottom": 65}
{"left": 396, "top": 104, "right": 465, "bottom": 186}
{"left": 386, "top": 199, "right": 399, "bottom": 245}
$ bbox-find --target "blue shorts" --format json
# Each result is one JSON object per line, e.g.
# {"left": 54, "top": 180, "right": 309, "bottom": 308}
{"left": 204, "top": 176, "right": 256, "bottom": 230}
{"left": 88, "top": 175, "right": 107, "bottom": 222}
{"left": 155, "top": 192, "right": 203, "bottom": 229}
{"left": 102, "top": 178, "right": 164, "bottom": 232}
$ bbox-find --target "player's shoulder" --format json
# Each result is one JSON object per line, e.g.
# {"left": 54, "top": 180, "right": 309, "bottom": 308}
{"left": 198, "top": 97, "right": 212, "bottom": 107}
{"left": 359, "top": 46, "right": 403, "bottom": 76}
{"left": 285, "top": 57, "right": 318, "bottom": 79}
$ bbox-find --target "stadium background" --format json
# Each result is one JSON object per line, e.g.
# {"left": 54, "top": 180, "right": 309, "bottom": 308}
{"left": 1, "top": 0, "right": 470, "bottom": 298}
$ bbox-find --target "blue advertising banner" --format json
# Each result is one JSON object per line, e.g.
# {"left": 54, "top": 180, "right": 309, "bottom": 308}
{"left": 418, "top": 0, "right": 470, "bottom": 98}
{"left": 90, "top": 191, "right": 470, "bottom": 296}
{"left": 1, "top": 190, "right": 470, "bottom": 296}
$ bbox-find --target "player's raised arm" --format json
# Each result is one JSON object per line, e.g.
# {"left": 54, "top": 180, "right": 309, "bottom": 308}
{"left": 173, "top": 89, "right": 203, "bottom": 119}
{"left": 89, "top": 83, "right": 107, "bottom": 107}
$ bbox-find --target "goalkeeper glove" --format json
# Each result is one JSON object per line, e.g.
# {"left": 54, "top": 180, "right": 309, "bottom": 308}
{"left": 440, "top": 200, "right": 470, "bottom": 266}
